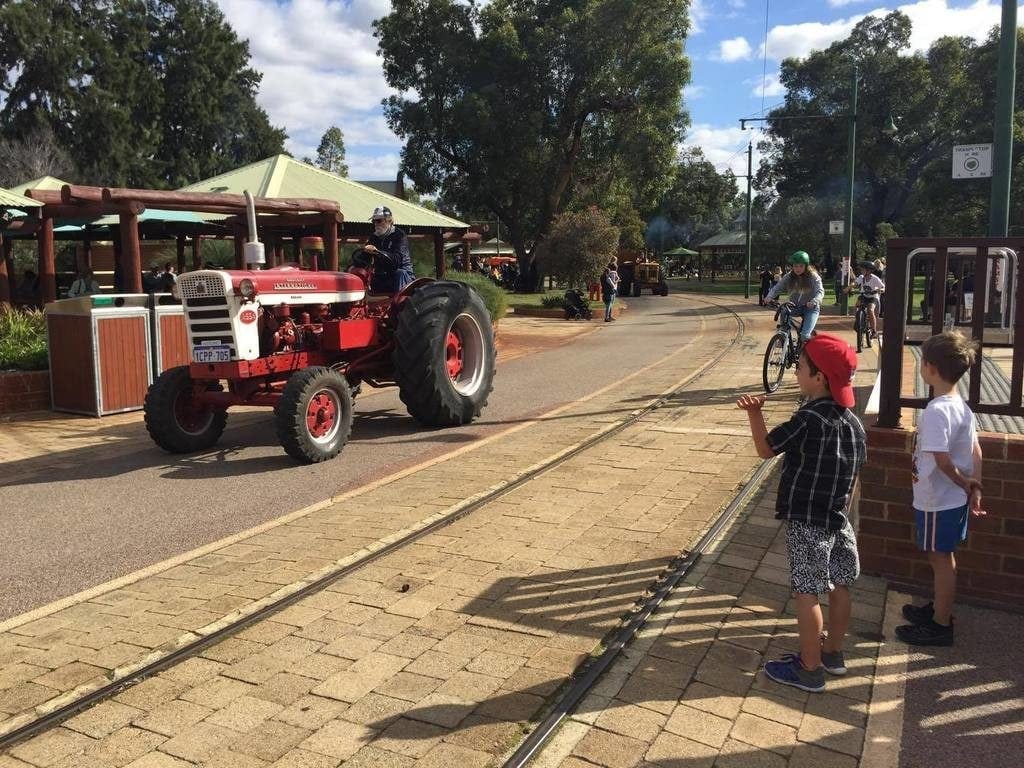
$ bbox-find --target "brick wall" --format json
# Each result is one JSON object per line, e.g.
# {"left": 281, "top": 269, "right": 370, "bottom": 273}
{"left": 0, "top": 370, "right": 50, "bottom": 415}
{"left": 858, "top": 426, "right": 1024, "bottom": 611}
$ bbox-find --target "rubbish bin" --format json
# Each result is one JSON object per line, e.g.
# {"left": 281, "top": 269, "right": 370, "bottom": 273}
{"left": 153, "top": 300, "right": 189, "bottom": 374}
{"left": 45, "top": 295, "right": 155, "bottom": 416}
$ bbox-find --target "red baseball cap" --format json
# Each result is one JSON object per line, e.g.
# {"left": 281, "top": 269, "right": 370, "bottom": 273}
{"left": 802, "top": 333, "right": 857, "bottom": 408}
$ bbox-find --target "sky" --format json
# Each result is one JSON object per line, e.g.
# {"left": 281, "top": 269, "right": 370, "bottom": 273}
{"left": 213, "top": 0, "right": 1021, "bottom": 183}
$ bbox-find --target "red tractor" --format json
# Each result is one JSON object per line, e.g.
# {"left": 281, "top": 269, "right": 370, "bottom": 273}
{"left": 145, "top": 241, "right": 496, "bottom": 464}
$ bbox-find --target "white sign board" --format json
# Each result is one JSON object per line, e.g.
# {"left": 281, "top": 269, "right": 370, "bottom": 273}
{"left": 829, "top": 220, "right": 844, "bottom": 235}
{"left": 952, "top": 144, "right": 993, "bottom": 179}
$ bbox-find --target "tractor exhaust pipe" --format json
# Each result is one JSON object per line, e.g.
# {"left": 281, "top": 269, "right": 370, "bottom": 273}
{"left": 242, "top": 190, "right": 265, "bottom": 268}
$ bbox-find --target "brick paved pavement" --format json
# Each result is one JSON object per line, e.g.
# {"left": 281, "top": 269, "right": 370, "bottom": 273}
{"left": 0, "top": 297, "right": 803, "bottom": 766}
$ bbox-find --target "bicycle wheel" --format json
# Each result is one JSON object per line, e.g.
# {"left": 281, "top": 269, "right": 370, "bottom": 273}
{"left": 763, "top": 332, "right": 788, "bottom": 393}
{"left": 854, "top": 307, "right": 865, "bottom": 352}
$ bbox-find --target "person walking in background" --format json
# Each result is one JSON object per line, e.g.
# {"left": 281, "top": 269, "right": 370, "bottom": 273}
{"left": 736, "top": 334, "right": 865, "bottom": 693}
{"left": 68, "top": 268, "right": 100, "bottom": 297}
{"left": 758, "top": 265, "right": 773, "bottom": 306}
{"left": 765, "top": 251, "right": 825, "bottom": 346}
{"left": 897, "top": 332, "right": 985, "bottom": 647}
{"left": 161, "top": 262, "right": 177, "bottom": 291}
{"left": 601, "top": 260, "right": 619, "bottom": 322}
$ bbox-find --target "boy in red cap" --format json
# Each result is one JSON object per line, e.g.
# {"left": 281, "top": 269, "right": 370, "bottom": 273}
{"left": 737, "top": 333, "right": 865, "bottom": 693}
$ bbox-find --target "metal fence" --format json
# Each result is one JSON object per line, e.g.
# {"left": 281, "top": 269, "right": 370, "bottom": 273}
{"left": 877, "top": 237, "right": 1024, "bottom": 428}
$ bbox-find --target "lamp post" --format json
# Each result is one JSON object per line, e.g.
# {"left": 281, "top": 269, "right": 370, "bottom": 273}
{"left": 989, "top": 0, "right": 1017, "bottom": 236}
{"left": 744, "top": 141, "right": 753, "bottom": 300}
{"left": 840, "top": 64, "right": 858, "bottom": 317}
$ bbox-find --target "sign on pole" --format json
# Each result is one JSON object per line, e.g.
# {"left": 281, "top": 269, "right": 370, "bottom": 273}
{"left": 829, "top": 220, "right": 844, "bottom": 235}
{"left": 952, "top": 144, "right": 993, "bottom": 178}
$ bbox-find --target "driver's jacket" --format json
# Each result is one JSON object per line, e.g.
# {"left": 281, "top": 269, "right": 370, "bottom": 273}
{"left": 367, "top": 226, "right": 414, "bottom": 293}
{"left": 765, "top": 270, "right": 824, "bottom": 307}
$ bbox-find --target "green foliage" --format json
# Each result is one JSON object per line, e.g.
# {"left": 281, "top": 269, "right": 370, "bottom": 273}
{"left": 538, "top": 208, "right": 619, "bottom": 289}
{"left": 0, "top": 307, "right": 48, "bottom": 371}
{"left": 0, "top": 0, "right": 286, "bottom": 187}
{"left": 648, "top": 149, "right": 741, "bottom": 251}
{"left": 449, "top": 272, "right": 508, "bottom": 324}
{"left": 756, "top": 12, "right": 1024, "bottom": 242}
{"left": 315, "top": 127, "right": 348, "bottom": 176}
{"left": 541, "top": 294, "right": 568, "bottom": 309}
{"left": 375, "top": 0, "right": 691, "bottom": 270}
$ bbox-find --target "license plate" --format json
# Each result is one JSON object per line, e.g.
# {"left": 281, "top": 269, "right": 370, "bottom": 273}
{"left": 193, "top": 345, "right": 230, "bottom": 363}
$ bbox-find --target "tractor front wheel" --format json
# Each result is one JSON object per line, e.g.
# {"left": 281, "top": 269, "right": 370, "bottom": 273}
{"left": 393, "top": 281, "right": 496, "bottom": 426}
{"left": 275, "top": 367, "right": 354, "bottom": 464}
{"left": 145, "top": 366, "right": 227, "bottom": 453}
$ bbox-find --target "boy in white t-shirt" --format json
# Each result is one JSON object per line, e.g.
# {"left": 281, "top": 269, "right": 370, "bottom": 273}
{"left": 898, "top": 332, "right": 985, "bottom": 646}
{"left": 845, "top": 261, "right": 885, "bottom": 338}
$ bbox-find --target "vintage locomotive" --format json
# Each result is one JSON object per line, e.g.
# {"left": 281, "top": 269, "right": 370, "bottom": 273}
{"left": 145, "top": 215, "right": 495, "bottom": 464}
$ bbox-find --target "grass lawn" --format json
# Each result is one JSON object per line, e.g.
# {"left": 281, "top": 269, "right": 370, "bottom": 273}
{"left": 667, "top": 276, "right": 842, "bottom": 306}
{"left": 506, "top": 288, "right": 569, "bottom": 309}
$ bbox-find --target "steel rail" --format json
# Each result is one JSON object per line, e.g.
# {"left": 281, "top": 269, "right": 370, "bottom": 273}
{"left": 0, "top": 296, "right": 746, "bottom": 754}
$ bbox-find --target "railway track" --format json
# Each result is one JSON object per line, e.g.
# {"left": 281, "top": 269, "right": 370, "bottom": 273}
{"left": 0, "top": 295, "right": 763, "bottom": 756}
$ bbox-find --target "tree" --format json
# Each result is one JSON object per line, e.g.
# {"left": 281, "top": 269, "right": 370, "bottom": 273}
{"left": 375, "top": 0, "right": 690, "bottom": 287}
{"left": 314, "top": 127, "right": 349, "bottom": 176}
{"left": 648, "top": 149, "right": 740, "bottom": 251}
{"left": 0, "top": 0, "right": 286, "bottom": 188}
{"left": 0, "top": 125, "right": 76, "bottom": 187}
{"left": 538, "top": 207, "right": 620, "bottom": 289}
{"left": 755, "top": 13, "right": 1024, "bottom": 241}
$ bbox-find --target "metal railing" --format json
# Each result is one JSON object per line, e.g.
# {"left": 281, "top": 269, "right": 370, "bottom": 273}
{"left": 877, "top": 237, "right": 1024, "bottom": 428}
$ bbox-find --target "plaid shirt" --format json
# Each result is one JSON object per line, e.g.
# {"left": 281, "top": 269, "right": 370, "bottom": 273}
{"left": 767, "top": 397, "right": 866, "bottom": 531}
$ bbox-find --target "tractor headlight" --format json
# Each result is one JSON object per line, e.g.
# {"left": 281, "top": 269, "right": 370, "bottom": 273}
{"left": 238, "top": 278, "right": 257, "bottom": 301}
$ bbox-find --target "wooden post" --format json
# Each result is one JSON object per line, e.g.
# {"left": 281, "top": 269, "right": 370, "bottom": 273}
{"left": 111, "top": 225, "right": 123, "bottom": 291}
{"left": 461, "top": 242, "right": 470, "bottom": 271}
{"left": 81, "top": 238, "right": 92, "bottom": 271}
{"left": 176, "top": 235, "right": 186, "bottom": 275}
{"left": 434, "top": 231, "right": 446, "bottom": 279}
{"left": 119, "top": 212, "right": 142, "bottom": 293}
{"left": 324, "top": 214, "right": 339, "bottom": 271}
{"left": 273, "top": 240, "right": 284, "bottom": 267}
{"left": 233, "top": 232, "right": 244, "bottom": 269}
{"left": 38, "top": 217, "right": 57, "bottom": 304}
{"left": 192, "top": 235, "right": 202, "bottom": 270}
{"left": 0, "top": 234, "right": 11, "bottom": 305}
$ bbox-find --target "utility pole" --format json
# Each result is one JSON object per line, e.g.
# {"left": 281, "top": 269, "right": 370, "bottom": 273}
{"left": 744, "top": 141, "right": 753, "bottom": 300}
{"left": 989, "top": 0, "right": 1017, "bottom": 236}
{"left": 841, "top": 64, "right": 858, "bottom": 317}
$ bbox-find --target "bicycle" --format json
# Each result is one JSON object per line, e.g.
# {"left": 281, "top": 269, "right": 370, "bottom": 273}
{"left": 762, "top": 301, "right": 804, "bottom": 393}
{"left": 851, "top": 290, "right": 882, "bottom": 353}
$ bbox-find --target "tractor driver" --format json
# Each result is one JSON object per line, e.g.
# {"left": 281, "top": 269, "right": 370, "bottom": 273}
{"left": 362, "top": 206, "right": 414, "bottom": 293}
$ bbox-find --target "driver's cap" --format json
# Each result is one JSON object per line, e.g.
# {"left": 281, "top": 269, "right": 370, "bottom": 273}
{"left": 370, "top": 206, "right": 392, "bottom": 221}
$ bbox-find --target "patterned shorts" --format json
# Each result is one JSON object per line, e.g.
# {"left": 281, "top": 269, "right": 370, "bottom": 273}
{"left": 785, "top": 519, "right": 860, "bottom": 595}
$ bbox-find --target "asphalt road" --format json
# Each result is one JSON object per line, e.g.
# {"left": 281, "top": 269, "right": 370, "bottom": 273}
{"left": 0, "top": 294, "right": 727, "bottom": 619}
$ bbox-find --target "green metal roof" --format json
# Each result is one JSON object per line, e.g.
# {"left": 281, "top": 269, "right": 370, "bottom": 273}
{"left": 93, "top": 208, "right": 208, "bottom": 226}
{"left": 697, "top": 232, "right": 746, "bottom": 248}
{"left": 179, "top": 155, "right": 467, "bottom": 230}
{"left": 663, "top": 246, "right": 698, "bottom": 256}
{"left": 16, "top": 175, "right": 72, "bottom": 195}
{"left": 0, "top": 187, "right": 42, "bottom": 208}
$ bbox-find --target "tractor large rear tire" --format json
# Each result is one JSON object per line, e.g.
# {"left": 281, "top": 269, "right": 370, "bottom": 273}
{"left": 393, "top": 281, "right": 496, "bottom": 426}
{"left": 275, "top": 367, "right": 353, "bottom": 464}
{"left": 145, "top": 366, "right": 227, "bottom": 453}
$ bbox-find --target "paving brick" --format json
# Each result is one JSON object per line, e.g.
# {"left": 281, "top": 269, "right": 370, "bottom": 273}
{"left": 297, "top": 720, "right": 376, "bottom": 760}
{"left": 8, "top": 727, "right": 94, "bottom": 768}
{"left": 443, "top": 714, "right": 522, "bottom": 755}
{"left": 122, "top": 754, "right": 192, "bottom": 768}
{"left": 572, "top": 727, "right": 649, "bottom": 768}
{"left": 65, "top": 701, "right": 142, "bottom": 739}
{"left": 797, "top": 712, "right": 864, "bottom": 757}
{"left": 371, "top": 716, "right": 447, "bottom": 758}
{"left": 229, "top": 719, "right": 311, "bottom": 762}
{"left": 644, "top": 731, "right": 717, "bottom": 767}
{"left": 663, "top": 702, "right": 732, "bottom": 749}
{"left": 729, "top": 711, "right": 798, "bottom": 756}
{"left": 788, "top": 742, "right": 859, "bottom": 768}
{"left": 269, "top": 748, "right": 346, "bottom": 767}
{"left": 205, "top": 695, "right": 283, "bottom": 732}
{"left": 83, "top": 726, "right": 167, "bottom": 766}
{"left": 157, "top": 722, "right": 242, "bottom": 763}
{"left": 715, "top": 737, "right": 788, "bottom": 768}
{"left": 179, "top": 675, "right": 255, "bottom": 709}
{"left": 416, "top": 742, "right": 492, "bottom": 768}
{"left": 594, "top": 702, "right": 668, "bottom": 743}
{"left": 311, "top": 652, "right": 408, "bottom": 703}
{"left": 132, "top": 699, "right": 212, "bottom": 737}
{"left": 274, "top": 694, "right": 348, "bottom": 731}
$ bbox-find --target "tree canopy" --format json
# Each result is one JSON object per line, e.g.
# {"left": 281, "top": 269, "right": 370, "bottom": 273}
{"left": 0, "top": 0, "right": 286, "bottom": 188}
{"left": 374, "top": 0, "right": 691, "bottom": 285}
{"left": 314, "top": 126, "right": 349, "bottom": 176}
{"left": 753, "top": 11, "right": 1024, "bottom": 265}
{"left": 539, "top": 207, "right": 620, "bottom": 289}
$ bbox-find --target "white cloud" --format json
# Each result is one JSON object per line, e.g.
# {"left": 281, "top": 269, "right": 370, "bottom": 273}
{"left": 684, "top": 84, "right": 708, "bottom": 100}
{"left": 215, "top": 0, "right": 402, "bottom": 177}
{"left": 746, "top": 73, "right": 785, "bottom": 98}
{"left": 684, "top": 123, "right": 761, "bottom": 177}
{"left": 346, "top": 152, "right": 403, "bottom": 180}
{"left": 717, "top": 36, "right": 753, "bottom": 62}
{"left": 828, "top": 0, "right": 871, "bottom": 6}
{"left": 690, "top": 0, "right": 710, "bottom": 34}
{"left": 762, "top": 1, "right": 1021, "bottom": 62}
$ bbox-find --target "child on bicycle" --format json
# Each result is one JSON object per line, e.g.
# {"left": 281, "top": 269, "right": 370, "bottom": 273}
{"left": 846, "top": 261, "right": 885, "bottom": 339}
{"left": 764, "top": 251, "right": 824, "bottom": 347}
{"left": 738, "top": 333, "right": 865, "bottom": 693}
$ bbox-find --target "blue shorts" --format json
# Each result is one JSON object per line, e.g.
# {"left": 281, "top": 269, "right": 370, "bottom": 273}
{"left": 915, "top": 505, "right": 968, "bottom": 553}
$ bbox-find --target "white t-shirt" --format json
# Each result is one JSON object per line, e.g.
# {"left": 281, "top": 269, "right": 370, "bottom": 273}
{"left": 912, "top": 394, "right": 977, "bottom": 511}
{"left": 854, "top": 274, "right": 885, "bottom": 296}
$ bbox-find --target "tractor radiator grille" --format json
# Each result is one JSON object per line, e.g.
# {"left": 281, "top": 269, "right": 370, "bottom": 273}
{"left": 179, "top": 274, "right": 227, "bottom": 300}
{"left": 183, "top": 298, "right": 236, "bottom": 355}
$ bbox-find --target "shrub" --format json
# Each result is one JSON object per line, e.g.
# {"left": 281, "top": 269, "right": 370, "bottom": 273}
{"left": 451, "top": 271, "right": 508, "bottom": 323}
{"left": 0, "top": 307, "right": 49, "bottom": 371}
{"left": 540, "top": 295, "right": 566, "bottom": 309}
{"left": 537, "top": 207, "right": 620, "bottom": 289}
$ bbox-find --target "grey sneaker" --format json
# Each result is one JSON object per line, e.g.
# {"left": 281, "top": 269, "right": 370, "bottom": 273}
{"left": 763, "top": 654, "right": 826, "bottom": 693}
{"left": 821, "top": 648, "right": 847, "bottom": 676}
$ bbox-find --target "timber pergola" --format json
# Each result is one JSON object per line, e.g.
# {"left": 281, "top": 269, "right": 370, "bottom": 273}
{"left": 15, "top": 185, "right": 341, "bottom": 302}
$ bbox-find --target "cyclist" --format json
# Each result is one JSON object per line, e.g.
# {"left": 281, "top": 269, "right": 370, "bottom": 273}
{"left": 765, "top": 251, "right": 824, "bottom": 345}
{"left": 846, "top": 260, "right": 886, "bottom": 339}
